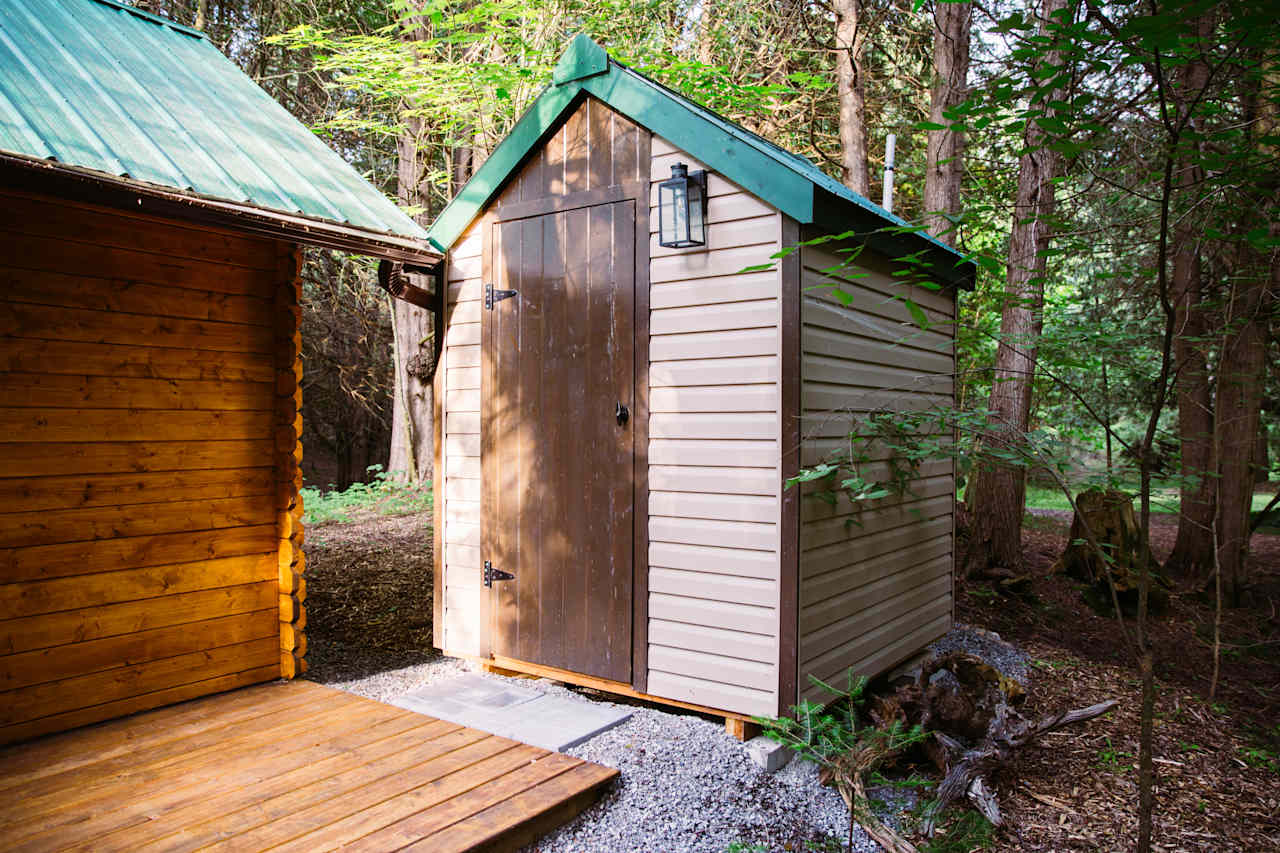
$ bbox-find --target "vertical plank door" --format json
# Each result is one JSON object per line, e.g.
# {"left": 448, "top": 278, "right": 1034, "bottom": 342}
{"left": 483, "top": 200, "right": 635, "bottom": 683}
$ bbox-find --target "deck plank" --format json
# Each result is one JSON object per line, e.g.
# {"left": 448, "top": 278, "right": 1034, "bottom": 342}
{"left": 0, "top": 680, "right": 320, "bottom": 789}
{"left": 119, "top": 723, "right": 483, "bottom": 853}
{"left": 345, "top": 752, "right": 587, "bottom": 852}
{"left": 2, "top": 688, "right": 368, "bottom": 830}
{"left": 0, "top": 681, "right": 615, "bottom": 853}
{"left": 259, "top": 742, "right": 544, "bottom": 853}
{"left": 411, "top": 762, "right": 620, "bottom": 853}
{"left": 8, "top": 703, "right": 422, "bottom": 852}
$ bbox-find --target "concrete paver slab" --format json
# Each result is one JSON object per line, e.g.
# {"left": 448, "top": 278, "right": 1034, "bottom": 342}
{"left": 391, "top": 673, "right": 632, "bottom": 752}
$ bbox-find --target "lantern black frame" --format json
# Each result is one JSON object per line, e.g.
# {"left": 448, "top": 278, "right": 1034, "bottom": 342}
{"left": 656, "top": 163, "right": 708, "bottom": 249}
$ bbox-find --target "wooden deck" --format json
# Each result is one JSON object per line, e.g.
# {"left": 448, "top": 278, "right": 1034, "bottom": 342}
{"left": 0, "top": 680, "right": 618, "bottom": 852}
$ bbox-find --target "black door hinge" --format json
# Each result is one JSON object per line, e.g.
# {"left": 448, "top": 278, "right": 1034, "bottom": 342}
{"left": 483, "top": 560, "right": 515, "bottom": 588}
{"left": 484, "top": 283, "right": 518, "bottom": 310}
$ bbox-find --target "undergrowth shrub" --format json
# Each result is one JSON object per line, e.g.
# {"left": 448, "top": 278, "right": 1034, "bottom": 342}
{"left": 301, "top": 464, "right": 433, "bottom": 525}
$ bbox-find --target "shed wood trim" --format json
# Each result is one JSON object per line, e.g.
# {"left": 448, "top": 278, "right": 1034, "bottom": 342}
{"left": 433, "top": 328, "right": 446, "bottom": 651}
{"left": 482, "top": 655, "right": 756, "bottom": 723}
{"left": 631, "top": 153, "right": 652, "bottom": 695}
{"left": 493, "top": 181, "right": 646, "bottom": 221}
{"left": 778, "top": 214, "right": 802, "bottom": 717}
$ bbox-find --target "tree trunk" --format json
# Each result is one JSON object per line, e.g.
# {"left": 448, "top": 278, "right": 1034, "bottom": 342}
{"left": 1256, "top": 421, "right": 1271, "bottom": 484}
{"left": 834, "top": 0, "right": 870, "bottom": 196}
{"left": 697, "top": 0, "right": 717, "bottom": 66}
{"left": 1215, "top": 273, "right": 1270, "bottom": 604}
{"left": 388, "top": 113, "right": 435, "bottom": 482}
{"left": 923, "top": 1, "right": 970, "bottom": 241}
{"left": 1166, "top": 12, "right": 1217, "bottom": 582}
{"left": 1166, "top": 250, "right": 1216, "bottom": 579}
{"left": 1213, "top": 40, "right": 1277, "bottom": 605}
{"left": 963, "top": 0, "right": 1067, "bottom": 577}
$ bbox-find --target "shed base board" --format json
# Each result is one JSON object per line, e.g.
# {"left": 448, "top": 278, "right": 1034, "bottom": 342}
{"left": 459, "top": 653, "right": 760, "bottom": 736}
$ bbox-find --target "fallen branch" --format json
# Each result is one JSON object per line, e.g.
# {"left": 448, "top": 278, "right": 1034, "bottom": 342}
{"left": 922, "top": 698, "right": 1119, "bottom": 834}
{"left": 847, "top": 772, "right": 919, "bottom": 853}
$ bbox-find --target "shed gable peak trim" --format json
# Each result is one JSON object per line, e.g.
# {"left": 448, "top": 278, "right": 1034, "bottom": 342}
{"left": 553, "top": 33, "right": 609, "bottom": 84}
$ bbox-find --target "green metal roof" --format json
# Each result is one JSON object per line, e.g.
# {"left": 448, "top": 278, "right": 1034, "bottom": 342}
{"left": 427, "top": 35, "right": 975, "bottom": 288}
{"left": 0, "top": 0, "right": 430, "bottom": 247}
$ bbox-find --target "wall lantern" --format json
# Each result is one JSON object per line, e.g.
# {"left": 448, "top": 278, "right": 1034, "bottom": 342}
{"left": 657, "top": 163, "right": 708, "bottom": 248}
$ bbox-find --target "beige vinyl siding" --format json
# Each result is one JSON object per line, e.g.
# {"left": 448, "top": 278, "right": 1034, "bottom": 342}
{"left": 645, "top": 137, "right": 782, "bottom": 718}
{"left": 440, "top": 223, "right": 484, "bottom": 655}
{"left": 796, "top": 240, "right": 957, "bottom": 704}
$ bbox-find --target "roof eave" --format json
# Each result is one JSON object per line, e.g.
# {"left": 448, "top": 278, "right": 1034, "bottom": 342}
{"left": 812, "top": 188, "right": 977, "bottom": 291}
{"left": 1, "top": 152, "right": 443, "bottom": 267}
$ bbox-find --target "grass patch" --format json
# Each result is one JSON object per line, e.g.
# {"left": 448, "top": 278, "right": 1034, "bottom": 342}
{"left": 1023, "top": 483, "right": 1277, "bottom": 516}
{"left": 301, "top": 466, "right": 433, "bottom": 525}
{"left": 1024, "top": 484, "right": 1180, "bottom": 513}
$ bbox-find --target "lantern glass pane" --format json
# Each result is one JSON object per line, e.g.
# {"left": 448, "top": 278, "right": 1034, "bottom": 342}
{"left": 659, "top": 181, "right": 688, "bottom": 246}
{"left": 687, "top": 183, "right": 704, "bottom": 245}
{"left": 658, "top": 183, "right": 671, "bottom": 243}
{"left": 671, "top": 184, "right": 688, "bottom": 243}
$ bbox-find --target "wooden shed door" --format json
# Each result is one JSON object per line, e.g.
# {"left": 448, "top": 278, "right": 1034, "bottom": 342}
{"left": 483, "top": 200, "right": 635, "bottom": 683}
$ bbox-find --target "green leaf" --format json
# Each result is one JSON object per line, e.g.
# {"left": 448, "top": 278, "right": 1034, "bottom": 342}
{"left": 903, "top": 298, "right": 929, "bottom": 329}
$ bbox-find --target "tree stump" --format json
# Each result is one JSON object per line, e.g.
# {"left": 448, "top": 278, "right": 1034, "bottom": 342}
{"left": 1054, "top": 488, "right": 1169, "bottom": 615}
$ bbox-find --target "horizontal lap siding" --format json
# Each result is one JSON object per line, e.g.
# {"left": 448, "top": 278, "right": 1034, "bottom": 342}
{"left": 0, "top": 191, "right": 283, "bottom": 744}
{"left": 645, "top": 137, "right": 781, "bottom": 717}
{"left": 797, "top": 239, "right": 957, "bottom": 704}
{"left": 441, "top": 224, "right": 484, "bottom": 655}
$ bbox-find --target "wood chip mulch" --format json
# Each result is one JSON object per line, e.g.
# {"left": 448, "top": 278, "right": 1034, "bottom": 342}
{"left": 300, "top": 512, "right": 440, "bottom": 683}
{"left": 958, "top": 511, "right": 1280, "bottom": 851}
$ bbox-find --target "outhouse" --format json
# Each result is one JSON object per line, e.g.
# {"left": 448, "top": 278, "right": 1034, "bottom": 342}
{"left": 0, "top": 0, "right": 439, "bottom": 744}
{"left": 427, "top": 36, "right": 974, "bottom": 724}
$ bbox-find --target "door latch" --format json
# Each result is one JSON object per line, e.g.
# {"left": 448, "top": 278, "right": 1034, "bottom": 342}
{"left": 616, "top": 401, "right": 630, "bottom": 426}
{"left": 484, "top": 283, "right": 518, "bottom": 310}
{"left": 483, "top": 560, "right": 515, "bottom": 588}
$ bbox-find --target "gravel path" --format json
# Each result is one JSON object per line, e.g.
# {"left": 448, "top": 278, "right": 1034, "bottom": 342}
{"left": 314, "top": 624, "right": 1027, "bottom": 853}
{"left": 317, "top": 656, "right": 911, "bottom": 852}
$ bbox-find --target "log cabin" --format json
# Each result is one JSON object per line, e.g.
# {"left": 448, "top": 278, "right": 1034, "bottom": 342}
{"left": 0, "top": 0, "right": 441, "bottom": 745}
{"left": 426, "top": 35, "right": 976, "bottom": 730}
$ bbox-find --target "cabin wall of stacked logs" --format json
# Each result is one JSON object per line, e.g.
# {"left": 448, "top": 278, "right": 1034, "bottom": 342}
{"left": 0, "top": 190, "right": 305, "bottom": 744}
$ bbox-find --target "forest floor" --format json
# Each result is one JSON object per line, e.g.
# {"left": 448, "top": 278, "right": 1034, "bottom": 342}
{"left": 302, "top": 513, "right": 440, "bottom": 683}
{"left": 301, "top": 506, "right": 1280, "bottom": 851}
{"left": 958, "top": 510, "right": 1280, "bottom": 851}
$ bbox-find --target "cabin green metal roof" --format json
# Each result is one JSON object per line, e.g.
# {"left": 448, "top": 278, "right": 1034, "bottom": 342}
{"left": 427, "top": 35, "right": 975, "bottom": 288}
{"left": 0, "top": 0, "right": 430, "bottom": 246}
